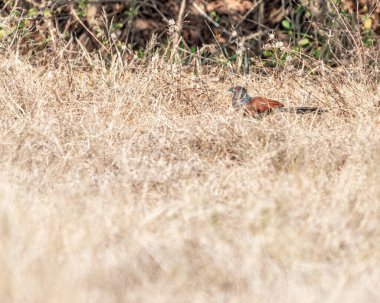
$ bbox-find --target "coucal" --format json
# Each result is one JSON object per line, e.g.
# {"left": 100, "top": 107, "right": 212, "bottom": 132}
{"left": 229, "top": 86, "right": 324, "bottom": 115}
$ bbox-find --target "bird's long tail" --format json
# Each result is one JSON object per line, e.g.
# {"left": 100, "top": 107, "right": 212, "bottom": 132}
{"left": 278, "top": 107, "right": 325, "bottom": 114}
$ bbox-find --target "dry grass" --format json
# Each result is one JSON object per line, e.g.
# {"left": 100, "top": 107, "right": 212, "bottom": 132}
{"left": 0, "top": 51, "right": 380, "bottom": 303}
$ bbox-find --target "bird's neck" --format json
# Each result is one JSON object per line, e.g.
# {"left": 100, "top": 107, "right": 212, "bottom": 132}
{"left": 239, "top": 94, "right": 251, "bottom": 104}
{"left": 232, "top": 92, "right": 251, "bottom": 108}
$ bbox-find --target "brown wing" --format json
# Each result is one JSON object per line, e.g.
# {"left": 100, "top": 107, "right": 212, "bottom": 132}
{"left": 245, "top": 97, "right": 284, "bottom": 114}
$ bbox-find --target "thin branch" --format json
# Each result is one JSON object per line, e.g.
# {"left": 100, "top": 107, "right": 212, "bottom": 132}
{"left": 70, "top": 5, "right": 109, "bottom": 51}
{"left": 235, "top": 0, "right": 263, "bottom": 29}
{"left": 192, "top": 2, "right": 232, "bottom": 37}
{"left": 171, "top": 0, "right": 186, "bottom": 61}
{"left": 147, "top": 0, "right": 170, "bottom": 24}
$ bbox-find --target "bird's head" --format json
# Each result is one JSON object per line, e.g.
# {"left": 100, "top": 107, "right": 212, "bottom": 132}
{"left": 228, "top": 86, "right": 249, "bottom": 108}
{"left": 228, "top": 86, "right": 247, "bottom": 94}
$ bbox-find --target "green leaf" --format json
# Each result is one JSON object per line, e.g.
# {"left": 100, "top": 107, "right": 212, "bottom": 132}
{"left": 17, "top": 20, "right": 26, "bottom": 30}
{"left": 263, "top": 50, "right": 273, "bottom": 57}
{"left": 281, "top": 19, "right": 292, "bottom": 30}
{"left": 292, "top": 46, "right": 301, "bottom": 52}
{"left": 312, "top": 48, "right": 321, "bottom": 58}
{"left": 363, "top": 16, "right": 372, "bottom": 30}
{"left": 11, "top": 9, "right": 21, "bottom": 17}
{"left": 229, "top": 54, "right": 237, "bottom": 62}
{"left": 125, "top": 7, "right": 138, "bottom": 18}
{"left": 112, "top": 23, "right": 123, "bottom": 31}
{"left": 78, "top": 0, "right": 87, "bottom": 17}
{"left": 298, "top": 38, "right": 310, "bottom": 46}
{"left": 137, "top": 50, "right": 145, "bottom": 58}
{"left": 280, "top": 53, "right": 289, "bottom": 61}
{"left": 28, "top": 8, "right": 38, "bottom": 17}
{"left": 210, "top": 11, "right": 220, "bottom": 22}
{"left": 43, "top": 9, "right": 52, "bottom": 18}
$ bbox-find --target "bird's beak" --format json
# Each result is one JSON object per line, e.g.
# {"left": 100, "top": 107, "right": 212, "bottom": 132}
{"left": 228, "top": 88, "right": 233, "bottom": 92}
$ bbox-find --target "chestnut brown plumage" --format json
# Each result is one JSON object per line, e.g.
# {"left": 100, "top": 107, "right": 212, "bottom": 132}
{"left": 228, "top": 86, "right": 324, "bottom": 115}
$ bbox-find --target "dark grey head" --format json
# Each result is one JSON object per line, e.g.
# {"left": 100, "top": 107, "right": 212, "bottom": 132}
{"left": 228, "top": 86, "right": 250, "bottom": 108}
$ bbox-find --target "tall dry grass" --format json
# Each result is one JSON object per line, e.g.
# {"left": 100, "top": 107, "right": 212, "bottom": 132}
{"left": 0, "top": 48, "right": 380, "bottom": 303}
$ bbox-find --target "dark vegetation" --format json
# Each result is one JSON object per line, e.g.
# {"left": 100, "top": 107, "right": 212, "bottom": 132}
{"left": 0, "top": 0, "right": 379, "bottom": 68}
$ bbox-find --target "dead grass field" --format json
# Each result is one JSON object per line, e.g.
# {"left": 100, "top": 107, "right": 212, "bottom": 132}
{"left": 0, "top": 52, "right": 379, "bottom": 303}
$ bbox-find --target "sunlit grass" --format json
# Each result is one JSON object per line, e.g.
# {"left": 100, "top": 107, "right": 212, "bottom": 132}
{"left": 0, "top": 49, "right": 379, "bottom": 302}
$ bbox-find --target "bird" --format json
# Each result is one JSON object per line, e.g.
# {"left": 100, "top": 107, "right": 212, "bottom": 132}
{"left": 228, "top": 86, "right": 324, "bottom": 115}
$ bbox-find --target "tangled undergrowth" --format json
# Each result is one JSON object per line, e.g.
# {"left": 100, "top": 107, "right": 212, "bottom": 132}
{"left": 0, "top": 50, "right": 379, "bottom": 302}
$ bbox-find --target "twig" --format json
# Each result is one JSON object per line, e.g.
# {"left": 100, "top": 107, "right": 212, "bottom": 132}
{"left": 235, "top": 0, "right": 263, "bottom": 29}
{"left": 170, "top": 0, "right": 186, "bottom": 61}
{"left": 148, "top": 0, "right": 170, "bottom": 24}
{"left": 70, "top": 5, "right": 109, "bottom": 51}
{"left": 192, "top": 2, "right": 232, "bottom": 37}
{"left": 204, "top": 21, "right": 228, "bottom": 60}
{"left": 330, "top": 1, "right": 360, "bottom": 51}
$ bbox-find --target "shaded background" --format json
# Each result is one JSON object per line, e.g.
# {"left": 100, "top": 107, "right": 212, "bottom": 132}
{"left": 1, "top": 0, "right": 379, "bottom": 64}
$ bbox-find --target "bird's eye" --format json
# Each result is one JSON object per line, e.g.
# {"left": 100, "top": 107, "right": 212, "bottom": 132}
{"left": 236, "top": 87, "right": 240, "bottom": 91}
